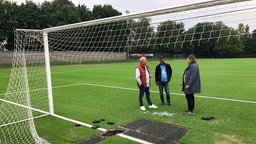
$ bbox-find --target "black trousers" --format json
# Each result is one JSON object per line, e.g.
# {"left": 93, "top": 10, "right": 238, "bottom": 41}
{"left": 185, "top": 94, "right": 195, "bottom": 112}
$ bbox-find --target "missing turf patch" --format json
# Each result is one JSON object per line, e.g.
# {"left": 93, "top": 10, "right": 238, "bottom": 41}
{"left": 120, "top": 119, "right": 188, "bottom": 144}
{"left": 77, "top": 128, "right": 125, "bottom": 144}
{"left": 214, "top": 133, "right": 243, "bottom": 144}
{"left": 78, "top": 119, "right": 188, "bottom": 144}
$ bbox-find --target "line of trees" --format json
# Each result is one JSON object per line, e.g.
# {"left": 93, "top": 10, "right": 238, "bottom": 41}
{"left": 1, "top": 0, "right": 256, "bottom": 58}
{"left": 0, "top": 0, "right": 121, "bottom": 50}
{"left": 126, "top": 18, "right": 256, "bottom": 58}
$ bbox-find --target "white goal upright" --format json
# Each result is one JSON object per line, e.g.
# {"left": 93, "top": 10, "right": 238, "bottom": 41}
{"left": 1, "top": 0, "right": 256, "bottom": 143}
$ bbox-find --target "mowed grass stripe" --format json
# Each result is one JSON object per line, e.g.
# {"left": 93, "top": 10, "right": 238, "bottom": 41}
{"left": 47, "top": 58, "right": 256, "bottom": 143}
{"left": 47, "top": 82, "right": 256, "bottom": 104}
{"left": 1, "top": 58, "right": 256, "bottom": 144}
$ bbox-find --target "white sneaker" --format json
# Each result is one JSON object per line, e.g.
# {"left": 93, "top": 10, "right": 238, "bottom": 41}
{"left": 149, "top": 104, "right": 158, "bottom": 109}
{"left": 140, "top": 106, "right": 146, "bottom": 111}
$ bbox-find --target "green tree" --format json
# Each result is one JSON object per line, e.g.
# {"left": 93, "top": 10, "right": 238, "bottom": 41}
{"left": 155, "top": 20, "right": 185, "bottom": 54}
{"left": 50, "top": 0, "right": 80, "bottom": 26}
{"left": 185, "top": 21, "right": 244, "bottom": 57}
{"left": 214, "top": 25, "right": 244, "bottom": 57}
{"left": 17, "top": 1, "right": 41, "bottom": 29}
{"left": 92, "top": 4, "right": 121, "bottom": 19}
{"left": 184, "top": 22, "right": 220, "bottom": 57}
{"left": 238, "top": 23, "right": 255, "bottom": 55}
{"left": 129, "top": 18, "right": 154, "bottom": 53}
{"left": 76, "top": 4, "right": 92, "bottom": 22}
{"left": 243, "top": 29, "right": 256, "bottom": 55}
{"left": 0, "top": 1, "right": 19, "bottom": 49}
{"left": 40, "top": 1, "right": 55, "bottom": 28}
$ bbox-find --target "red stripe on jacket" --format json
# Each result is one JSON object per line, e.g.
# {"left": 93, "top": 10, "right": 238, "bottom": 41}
{"left": 136, "top": 64, "right": 150, "bottom": 88}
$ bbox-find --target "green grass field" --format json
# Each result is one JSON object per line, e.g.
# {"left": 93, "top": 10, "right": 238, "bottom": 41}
{"left": 1, "top": 58, "right": 256, "bottom": 144}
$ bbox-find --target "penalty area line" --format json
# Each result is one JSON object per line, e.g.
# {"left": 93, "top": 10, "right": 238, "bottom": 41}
{"left": 51, "top": 113, "right": 153, "bottom": 144}
{"left": 79, "top": 82, "right": 256, "bottom": 105}
{"left": 1, "top": 82, "right": 255, "bottom": 104}
{"left": 0, "top": 97, "right": 152, "bottom": 144}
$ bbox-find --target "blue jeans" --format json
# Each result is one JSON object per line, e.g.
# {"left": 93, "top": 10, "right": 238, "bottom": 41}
{"left": 158, "top": 81, "right": 170, "bottom": 104}
{"left": 138, "top": 86, "right": 152, "bottom": 107}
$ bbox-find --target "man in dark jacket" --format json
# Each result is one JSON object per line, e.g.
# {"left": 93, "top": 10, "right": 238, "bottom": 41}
{"left": 155, "top": 56, "right": 173, "bottom": 105}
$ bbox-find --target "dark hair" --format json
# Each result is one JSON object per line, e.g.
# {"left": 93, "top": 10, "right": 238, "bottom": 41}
{"left": 187, "top": 54, "right": 196, "bottom": 63}
{"left": 160, "top": 55, "right": 165, "bottom": 59}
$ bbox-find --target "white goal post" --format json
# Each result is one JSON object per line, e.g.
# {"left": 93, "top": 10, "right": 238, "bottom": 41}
{"left": 1, "top": 0, "right": 256, "bottom": 143}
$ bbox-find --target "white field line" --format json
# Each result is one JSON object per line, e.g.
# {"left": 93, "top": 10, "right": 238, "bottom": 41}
{"left": 1, "top": 70, "right": 255, "bottom": 79}
{"left": 51, "top": 70, "right": 256, "bottom": 77}
{"left": 0, "top": 88, "right": 153, "bottom": 144}
{"left": 0, "top": 83, "right": 84, "bottom": 97}
{"left": 1, "top": 82, "right": 256, "bottom": 105}
{"left": 0, "top": 114, "right": 49, "bottom": 127}
{"left": 201, "top": 73, "right": 256, "bottom": 77}
{"left": 51, "top": 68, "right": 130, "bottom": 74}
{"left": 52, "top": 113, "right": 153, "bottom": 144}
{"left": 79, "top": 82, "right": 256, "bottom": 104}
{"left": 0, "top": 97, "right": 51, "bottom": 115}
{"left": 1, "top": 82, "right": 256, "bottom": 104}
{"left": 0, "top": 82, "right": 254, "bottom": 143}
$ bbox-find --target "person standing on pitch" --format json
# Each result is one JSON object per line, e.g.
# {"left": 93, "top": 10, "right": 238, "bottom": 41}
{"left": 182, "top": 54, "right": 201, "bottom": 115}
{"left": 155, "top": 56, "right": 172, "bottom": 106}
{"left": 136, "top": 57, "right": 158, "bottom": 111}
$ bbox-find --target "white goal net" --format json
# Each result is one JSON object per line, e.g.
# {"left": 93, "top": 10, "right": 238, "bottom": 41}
{"left": 1, "top": 0, "right": 256, "bottom": 143}
{"left": 0, "top": 30, "right": 49, "bottom": 143}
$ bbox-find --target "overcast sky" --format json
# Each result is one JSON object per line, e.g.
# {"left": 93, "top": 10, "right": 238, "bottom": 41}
{"left": 11, "top": 0, "right": 211, "bottom": 14}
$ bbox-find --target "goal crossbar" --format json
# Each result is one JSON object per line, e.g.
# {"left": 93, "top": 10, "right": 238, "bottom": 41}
{"left": 3, "top": 0, "right": 256, "bottom": 143}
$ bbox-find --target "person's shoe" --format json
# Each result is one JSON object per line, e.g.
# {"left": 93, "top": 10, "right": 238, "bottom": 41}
{"left": 140, "top": 106, "right": 146, "bottom": 111}
{"left": 167, "top": 103, "right": 171, "bottom": 106}
{"left": 149, "top": 104, "right": 158, "bottom": 109}
{"left": 186, "top": 111, "right": 195, "bottom": 115}
{"left": 161, "top": 102, "right": 165, "bottom": 105}
{"left": 184, "top": 109, "right": 194, "bottom": 112}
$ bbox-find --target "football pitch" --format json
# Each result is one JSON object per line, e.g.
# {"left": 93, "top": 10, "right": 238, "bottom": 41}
{"left": 1, "top": 58, "right": 256, "bottom": 143}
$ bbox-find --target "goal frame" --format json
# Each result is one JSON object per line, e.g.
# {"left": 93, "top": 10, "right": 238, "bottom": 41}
{"left": 37, "top": 0, "right": 251, "bottom": 114}
{"left": 38, "top": 0, "right": 251, "bottom": 116}
{"left": 3, "top": 0, "right": 252, "bottom": 143}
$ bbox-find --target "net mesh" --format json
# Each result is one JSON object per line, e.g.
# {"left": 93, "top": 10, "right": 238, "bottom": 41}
{"left": 0, "top": 30, "right": 49, "bottom": 143}
{"left": 1, "top": 0, "right": 256, "bottom": 143}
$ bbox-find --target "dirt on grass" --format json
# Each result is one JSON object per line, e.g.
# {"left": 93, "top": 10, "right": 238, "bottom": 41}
{"left": 214, "top": 133, "right": 244, "bottom": 144}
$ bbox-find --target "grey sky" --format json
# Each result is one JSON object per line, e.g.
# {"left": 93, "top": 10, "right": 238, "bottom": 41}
{"left": 11, "top": 0, "right": 211, "bottom": 14}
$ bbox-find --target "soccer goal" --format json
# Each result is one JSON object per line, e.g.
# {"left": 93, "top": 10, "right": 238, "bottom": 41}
{"left": 1, "top": 0, "right": 256, "bottom": 143}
